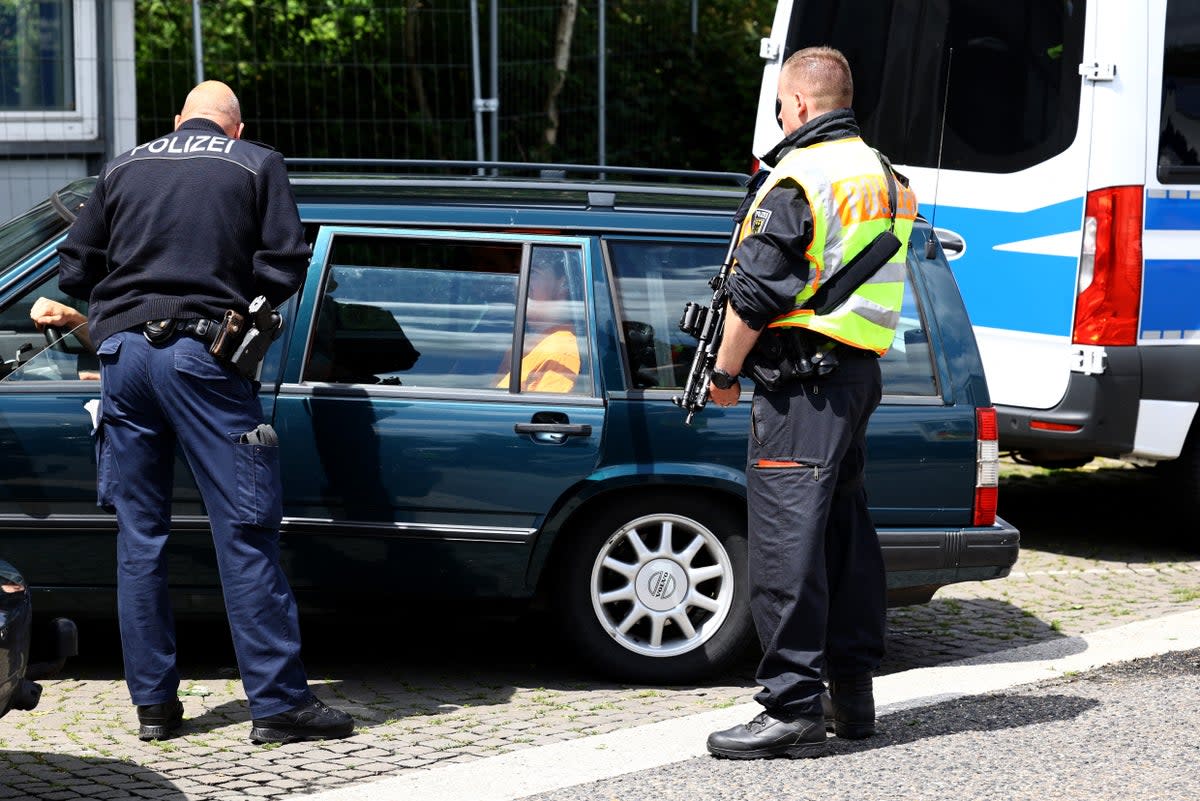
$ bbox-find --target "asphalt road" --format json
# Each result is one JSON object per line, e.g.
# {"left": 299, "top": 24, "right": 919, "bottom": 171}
{"left": 514, "top": 648, "right": 1200, "bottom": 801}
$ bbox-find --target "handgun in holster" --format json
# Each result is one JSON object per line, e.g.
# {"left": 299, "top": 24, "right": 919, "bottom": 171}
{"left": 230, "top": 296, "right": 283, "bottom": 379}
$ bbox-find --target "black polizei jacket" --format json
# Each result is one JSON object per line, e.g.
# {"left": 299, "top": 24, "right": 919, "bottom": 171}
{"left": 57, "top": 117, "right": 310, "bottom": 346}
{"left": 728, "top": 108, "right": 862, "bottom": 331}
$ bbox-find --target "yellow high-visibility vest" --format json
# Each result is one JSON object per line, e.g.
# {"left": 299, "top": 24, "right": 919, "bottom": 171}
{"left": 737, "top": 136, "right": 918, "bottom": 355}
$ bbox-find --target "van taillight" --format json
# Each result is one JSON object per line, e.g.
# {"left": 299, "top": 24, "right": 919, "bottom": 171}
{"left": 1073, "top": 186, "right": 1142, "bottom": 346}
{"left": 974, "top": 406, "right": 998, "bottom": 527}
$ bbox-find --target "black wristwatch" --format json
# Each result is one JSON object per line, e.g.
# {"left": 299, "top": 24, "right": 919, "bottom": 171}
{"left": 710, "top": 367, "right": 738, "bottom": 390}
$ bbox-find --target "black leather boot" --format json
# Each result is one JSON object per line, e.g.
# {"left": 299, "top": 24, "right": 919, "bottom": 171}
{"left": 137, "top": 698, "right": 184, "bottom": 741}
{"left": 829, "top": 674, "right": 876, "bottom": 739}
{"left": 249, "top": 698, "right": 354, "bottom": 744}
{"left": 706, "top": 711, "right": 826, "bottom": 759}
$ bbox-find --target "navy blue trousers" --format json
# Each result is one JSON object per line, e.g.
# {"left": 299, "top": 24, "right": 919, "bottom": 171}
{"left": 96, "top": 331, "right": 312, "bottom": 718}
{"left": 745, "top": 350, "right": 887, "bottom": 719}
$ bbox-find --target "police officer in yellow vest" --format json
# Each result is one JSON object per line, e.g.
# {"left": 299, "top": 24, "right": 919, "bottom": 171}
{"left": 706, "top": 47, "right": 917, "bottom": 760}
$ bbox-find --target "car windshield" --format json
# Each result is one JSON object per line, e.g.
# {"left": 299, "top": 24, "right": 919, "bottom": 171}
{"left": 0, "top": 178, "right": 95, "bottom": 270}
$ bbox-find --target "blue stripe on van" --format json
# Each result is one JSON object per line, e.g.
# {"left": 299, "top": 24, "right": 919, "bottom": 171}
{"left": 919, "top": 197, "right": 1083, "bottom": 336}
{"left": 1145, "top": 193, "right": 1200, "bottom": 230}
{"left": 1143, "top": 259, "right": 1200, "bottom": 335}
{"left": 1143, "top": 192, "right": 1200, "bottom": 335}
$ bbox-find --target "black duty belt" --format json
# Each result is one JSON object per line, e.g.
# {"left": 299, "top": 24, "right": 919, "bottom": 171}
{"left": 178, "top": 318, "right": 222, "bottom": 343}
{"left": 143, "top": 317, "right": 221, "bottom": 344}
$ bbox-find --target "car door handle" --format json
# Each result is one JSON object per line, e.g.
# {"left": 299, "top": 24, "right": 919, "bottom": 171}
{"left": 513, "top": 422, "right": 592, "bottom": 437}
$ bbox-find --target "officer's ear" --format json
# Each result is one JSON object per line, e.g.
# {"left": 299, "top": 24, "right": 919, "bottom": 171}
{"left": 231, "top": 122, "right": 244, "bottom": 140}
{"left": 173, "top": 114, "right": 183, "bottom": 131}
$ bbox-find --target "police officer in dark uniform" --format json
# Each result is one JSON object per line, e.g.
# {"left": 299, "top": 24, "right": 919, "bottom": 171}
{"left": 704, "top": 48, "right": 917, "bottom": 759}
{"left": 57, "top": 81, "right": 354, "bottom": 744}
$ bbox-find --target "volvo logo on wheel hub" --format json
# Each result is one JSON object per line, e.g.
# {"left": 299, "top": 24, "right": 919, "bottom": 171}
{"left": 635, "top": 558, "right": 688, "bottom": 612}
{"left": 647, "top": 570, "right": 676, "bottom": 599}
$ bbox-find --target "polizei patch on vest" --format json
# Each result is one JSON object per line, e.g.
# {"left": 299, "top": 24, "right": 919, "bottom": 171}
{"left": 750, "top": 208, "right": 772, "bottom": 234}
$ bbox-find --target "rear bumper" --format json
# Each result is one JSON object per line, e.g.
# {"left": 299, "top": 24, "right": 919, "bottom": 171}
{"left": 996, "top": 346, "right": 1140, "bottom": 459}
{"left": 880, "top": 515, "right": 1020, "bottom": 606}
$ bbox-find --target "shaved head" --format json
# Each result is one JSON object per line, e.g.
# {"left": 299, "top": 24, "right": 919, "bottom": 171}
{"left": 780, "top": 47, "right": 853, "bottom": 116}
{"left": 175, "top": 81, "right": 244, "bottom": 139}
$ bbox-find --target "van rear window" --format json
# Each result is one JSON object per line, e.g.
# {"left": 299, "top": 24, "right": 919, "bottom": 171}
{"left": 1160, "top": 0, "right": 1200, "bottom": 183}
{"left": 783, "top": 0, "right": 1085, "bottom": 174}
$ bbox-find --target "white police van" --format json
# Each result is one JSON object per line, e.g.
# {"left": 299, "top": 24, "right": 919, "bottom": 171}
{"left": 755, "top": 0, "right": 1200, "bottom": 520}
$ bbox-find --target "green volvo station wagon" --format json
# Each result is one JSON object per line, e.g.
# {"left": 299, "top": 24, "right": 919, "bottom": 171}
{"left": 0, "top": 162, "right": 1018, "bottom": 682}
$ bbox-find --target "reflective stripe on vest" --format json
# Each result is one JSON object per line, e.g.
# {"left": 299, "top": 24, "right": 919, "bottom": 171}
{"left": 737, "top": 137, "right": 918, "bottom": 355}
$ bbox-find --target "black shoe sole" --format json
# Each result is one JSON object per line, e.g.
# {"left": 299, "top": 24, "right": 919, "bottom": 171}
{"left": 707, "top": 741, "right": 826, "bottom": 760}
{"left": 138, "top": 721, "right": 182, "bottom": 741}
{"left": 249, "top": 724, "right": 354, "bottom": 745}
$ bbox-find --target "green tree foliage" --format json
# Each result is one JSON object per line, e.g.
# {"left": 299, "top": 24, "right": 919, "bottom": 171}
{"left": 134, "top": 0, "right": 774, "bottom": 172}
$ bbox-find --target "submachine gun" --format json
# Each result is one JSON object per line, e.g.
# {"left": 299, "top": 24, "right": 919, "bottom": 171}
{"left": 672, "top": 168, "right": 769, "bottom": 425}
{"left": 672, "top": 225, "right": 740, "bottom": 425}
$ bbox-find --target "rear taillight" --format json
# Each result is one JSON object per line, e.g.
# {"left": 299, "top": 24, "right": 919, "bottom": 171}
{"left": 1073, "top": 186, "right": 1142, "bottom": 346}
{"left": 974, "top": 406, "right": 999, "bottom": 527}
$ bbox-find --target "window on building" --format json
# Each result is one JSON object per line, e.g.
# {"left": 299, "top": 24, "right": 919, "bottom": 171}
{"left": 0, "top": 0, "right": 75, "bottom": 111}
{"left": 0, "top": 0, "right": 97, "bottom": 141}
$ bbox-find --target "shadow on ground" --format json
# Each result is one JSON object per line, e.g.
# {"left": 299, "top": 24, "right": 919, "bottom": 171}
{"left": 999, "top": 460, "right": 1195, "bottom": 561}
{"left": 0, "top": 752, "right": 185, "bottom": 801}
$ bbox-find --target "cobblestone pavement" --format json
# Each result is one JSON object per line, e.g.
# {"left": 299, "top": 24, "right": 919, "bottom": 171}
{"left": 3, "top": 460, "right": 1199, "bottom": 800}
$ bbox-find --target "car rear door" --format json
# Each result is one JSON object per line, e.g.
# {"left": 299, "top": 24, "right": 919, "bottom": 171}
{"left": 271, "top": 227, "right": 605, "bottom": 598}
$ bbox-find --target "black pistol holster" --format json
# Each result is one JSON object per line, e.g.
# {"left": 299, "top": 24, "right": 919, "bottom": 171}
{"left": 230, "top": 296, "right": 284, "bottom": 379}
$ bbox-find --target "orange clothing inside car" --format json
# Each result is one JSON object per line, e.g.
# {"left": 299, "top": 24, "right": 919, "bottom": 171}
{"left": 496, "top": 328, "right": 580, "bottom": 393}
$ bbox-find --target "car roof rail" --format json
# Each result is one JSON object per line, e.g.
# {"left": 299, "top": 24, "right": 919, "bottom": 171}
{"left": 285, "top": 159, "right": 750, "bottom": 213}
{"left": 284, "top": 158, "right": 752, "bottom": 188}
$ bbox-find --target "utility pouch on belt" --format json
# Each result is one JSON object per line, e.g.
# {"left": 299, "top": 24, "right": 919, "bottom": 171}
{"left": 230, "top": 296, "right": 284, "bottom": 379}
{"left": 745, "top": 329, "right": 839, "bottom": 391}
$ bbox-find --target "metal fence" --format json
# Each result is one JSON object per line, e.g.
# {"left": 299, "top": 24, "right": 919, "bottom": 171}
{"left": 144, "top": 1, "right": 769, "bottom": 169}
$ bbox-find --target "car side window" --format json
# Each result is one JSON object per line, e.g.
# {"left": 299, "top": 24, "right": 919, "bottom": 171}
{"left": 499, "top": 246, "right": 592, "bottom": 395}
{"left": 607, "top": 239, "right": 726, "bottom": 390}
{"left": 303, "top": 236, "right": 591, "bottom": 394}
{"left": 609, "top": 237, "right": 937, "bottom": 396}
{"left": 0, "top": 276, "right": 96, "bottom": 382}
{"left": 878, "top": 263, "right": 939, "bottom": 397}
{"left": 304, "top": 236, "right": 520, "bottom": 388}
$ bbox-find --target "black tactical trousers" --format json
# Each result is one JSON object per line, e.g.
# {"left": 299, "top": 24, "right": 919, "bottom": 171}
{"left": 745, "top": 348, "right": 887, "bottom": 719}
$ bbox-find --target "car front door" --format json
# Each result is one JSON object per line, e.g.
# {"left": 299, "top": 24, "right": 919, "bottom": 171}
{"left": 271, "top": 227, "right": 605, "bottom": 600}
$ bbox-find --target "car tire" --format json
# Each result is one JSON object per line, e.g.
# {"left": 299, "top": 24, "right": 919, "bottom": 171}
{"left": 556, "top": 493, "right": 756, "bottom": 684}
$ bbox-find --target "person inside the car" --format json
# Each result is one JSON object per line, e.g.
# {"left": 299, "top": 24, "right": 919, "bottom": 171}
{"left": 28, "top": 296, "right": 98, "bottom": 379}
{"left": 495, "top": 253, "right": 581, "bottom": 393}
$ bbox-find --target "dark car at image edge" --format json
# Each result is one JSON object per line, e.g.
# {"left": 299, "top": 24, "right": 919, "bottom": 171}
{"left": 0, "top": 161, "right": 1018, "bottom": 683}
{"left": 1, "top": 559, "right": 78, "bottom": 719}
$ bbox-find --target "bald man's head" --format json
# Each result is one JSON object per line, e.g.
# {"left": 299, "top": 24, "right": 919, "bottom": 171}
{"left": 175, "top": 81, "right": 244, "bottom": 139}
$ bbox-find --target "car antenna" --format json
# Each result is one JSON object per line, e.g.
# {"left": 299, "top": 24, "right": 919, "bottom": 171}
{"left": 926, "top": 46, "right": 953, "bottom": 259}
